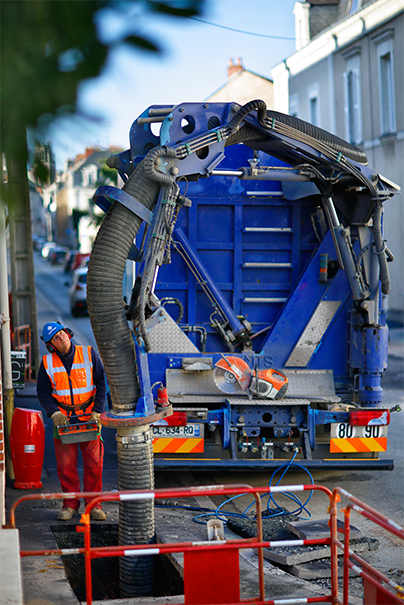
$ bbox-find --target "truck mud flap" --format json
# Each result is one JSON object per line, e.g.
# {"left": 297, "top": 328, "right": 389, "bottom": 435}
{"left": 154, "top": 459, "right": 394, "bottom": 472}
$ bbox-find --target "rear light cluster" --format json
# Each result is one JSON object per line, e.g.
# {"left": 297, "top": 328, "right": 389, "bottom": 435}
{"left": 349, "top": 409, "right": 390, "bottom": 426}
{"left": 162, "top": 411, "right": 187, "bottom": 426}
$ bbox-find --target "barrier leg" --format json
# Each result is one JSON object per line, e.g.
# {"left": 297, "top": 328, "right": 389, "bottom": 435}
{"left": 184, "top": 547, "right": 240, "bottom": 604}
{"left": 363, "top": 569, "right": 400, "bottom": 605}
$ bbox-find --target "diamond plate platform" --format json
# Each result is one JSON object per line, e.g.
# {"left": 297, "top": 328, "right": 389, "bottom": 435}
{"left": 147, "top": 308, "right": 199, "bottom": 353}
{"left": 226, "top": 397, "right": 311, "bottom": 406}
{"left": 285, "top": 300, "right": 341, "bottom": 367}
{"left": 167, "top": 368, "right": 340, "bottom": 403}
{"left": 167, "top": 368, "right": 223, "bottom": 396}
{"left": 283, "top": 369, "right": 340, "bottom": 402}
{"left": 169, "top": 395, "right": 228, "bottom": 404}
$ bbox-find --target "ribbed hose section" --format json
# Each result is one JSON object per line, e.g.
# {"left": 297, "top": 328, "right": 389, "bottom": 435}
{"left": 87, "top": 160, "right": 160, "bottom": 413}
{"left": 225, "top": 124, "right": 268, "bottom": 147}
{"left": 117, "top": 427, "right": 155, "bottom": 597}
{"left": 224, "top": 102, "right": 368, "bottom": 165}
{"left": 263, "top": 109, "right": 368, "bottom": 165}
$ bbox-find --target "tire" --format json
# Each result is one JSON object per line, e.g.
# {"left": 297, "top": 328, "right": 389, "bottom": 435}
{"left": 71, "top": 307, "right": 80, "bottom": 318}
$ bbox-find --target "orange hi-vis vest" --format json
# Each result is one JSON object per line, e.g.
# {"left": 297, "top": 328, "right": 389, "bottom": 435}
{"left": 43, "top": 346, "right": 96, "bottom": 421}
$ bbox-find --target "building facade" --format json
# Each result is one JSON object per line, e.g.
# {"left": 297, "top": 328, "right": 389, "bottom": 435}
{"left": 272, "top": 0, "right": 404, "bottom": 316}
{"left": 42, "top": 147, "right": 121, "bottom": 253}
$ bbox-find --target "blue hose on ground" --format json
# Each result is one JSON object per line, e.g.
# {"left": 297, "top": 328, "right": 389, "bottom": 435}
{"left": 191, "top": 451, "right": 315, "bottom": 525}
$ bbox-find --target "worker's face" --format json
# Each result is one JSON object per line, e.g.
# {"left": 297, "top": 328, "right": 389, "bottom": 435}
{"left": 50, "top": 330, "right": 71, "bottom": 355}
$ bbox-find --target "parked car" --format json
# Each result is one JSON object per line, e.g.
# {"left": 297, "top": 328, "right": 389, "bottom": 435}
{"left": 49, "top": 246, "right": 69, "bottom": 265}
{"left": 68, "top": 267, "right": 88, "bottom": 317}
{"left": 64, "top": 251, "right": 90, "bottom": 273}
{"left": 32, "top": 235, "right": 47, "bottom": 252}
{"left": 41, "top": 242, "right": 57, "bottom": 258}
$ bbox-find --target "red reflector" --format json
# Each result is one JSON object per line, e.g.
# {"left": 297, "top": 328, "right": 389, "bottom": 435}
{"left": 349, "top": 409, "right": 390, "bottom": 426}
{"left": 151, "top": 411, "right": 187, "bottom": 427}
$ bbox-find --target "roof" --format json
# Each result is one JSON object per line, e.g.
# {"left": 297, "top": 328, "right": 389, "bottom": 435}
{"left": 206, "top": 69, "right": 274, "bottom": 108}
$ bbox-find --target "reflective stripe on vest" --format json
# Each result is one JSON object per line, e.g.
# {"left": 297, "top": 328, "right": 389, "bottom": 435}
{"left": 43, "top": 346, "right": 96, "bottom": 414}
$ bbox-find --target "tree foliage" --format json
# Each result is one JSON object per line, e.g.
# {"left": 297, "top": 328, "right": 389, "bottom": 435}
{"left": 0, "top": 0, "right": 205, "bottom": 167}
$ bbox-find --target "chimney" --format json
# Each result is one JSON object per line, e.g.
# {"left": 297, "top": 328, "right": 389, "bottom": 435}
{"left": 293, "top": 2, "right": 311, "bottom": 51}
{"left": 228, "top": 57, "right": 244, "bottom": 78}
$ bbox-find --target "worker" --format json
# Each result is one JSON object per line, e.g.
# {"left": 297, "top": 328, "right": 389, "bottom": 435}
{"left": 37, "top": 321, "right": 107, "bottom": 521}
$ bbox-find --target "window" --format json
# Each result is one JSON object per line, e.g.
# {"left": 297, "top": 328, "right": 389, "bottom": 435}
{"left": 82, "top": 165, "right": 98, "bottom": 187}
{"left": 310, "top": 97, "right": 318, "bottom": 126}
{"left": 308, "top": 84, "right": 319, "bottom": 126}
{"left": 379, "top": 50, "right": 395, "bottom": 134}
{"left": 289, "top": 93, "right": 299, "bottom": 117}
{"left": 343, "top": 54, "right": 362, "bottom": 145}
{"left": 349, "top": 0, "right": 362, "bottom": 15}
{"left": 374, "top": 31, "right": 396, "bottom": 136}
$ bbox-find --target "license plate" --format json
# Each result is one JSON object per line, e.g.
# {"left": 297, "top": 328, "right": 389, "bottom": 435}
{"left": 330, "top": 423, "right": 388, "bottom": 453}
{"left": 151, "top": 423, "right": 203, "bottom": 438}
{"left": 330, "top": 423, "right": 388, "bottom": 439}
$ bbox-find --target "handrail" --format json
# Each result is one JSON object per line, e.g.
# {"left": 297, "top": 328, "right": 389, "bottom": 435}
{"left": 8, "top": 483, "right": 403, "bottom": 604}
{"left": 331, "top": 486, "right": 404, "bottom": 605}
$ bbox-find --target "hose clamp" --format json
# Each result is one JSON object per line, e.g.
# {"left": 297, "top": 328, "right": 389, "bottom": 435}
{"left": 116, "top": 431, "right": 152, "bottom": 446}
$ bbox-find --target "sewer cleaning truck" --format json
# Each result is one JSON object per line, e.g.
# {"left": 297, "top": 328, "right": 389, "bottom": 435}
{"left": 89, "top": 99, "right": 401, "bottom": 473}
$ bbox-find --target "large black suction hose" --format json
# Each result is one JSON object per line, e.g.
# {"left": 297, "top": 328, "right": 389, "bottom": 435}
{"left": 225, "top": 100, "right": 368, "bottom": 165}
{"left": 87, "top": 159, "right": 160, "bottom": 413}
{"left": 87, "top": 159, "right": 160, "bottom": 598}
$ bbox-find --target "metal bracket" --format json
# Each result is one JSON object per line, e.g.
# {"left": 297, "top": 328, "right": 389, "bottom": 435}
{"left": 92, "top": 185, "right": 153, "bottom": 224}
{"left": 134, "top": 340, "right": 155, "bottom": 417}
{"left": 310, "top": 408, "right": 349, "bottom": 425}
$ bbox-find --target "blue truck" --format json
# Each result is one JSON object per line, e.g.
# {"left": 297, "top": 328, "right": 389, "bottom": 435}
{"left": 90, "top": 100, "right": 400, "bottom": 471}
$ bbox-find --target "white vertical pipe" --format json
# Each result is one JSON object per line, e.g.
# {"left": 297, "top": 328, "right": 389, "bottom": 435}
{"left": 0, "top": 198, "right": 13, "bottom": 390}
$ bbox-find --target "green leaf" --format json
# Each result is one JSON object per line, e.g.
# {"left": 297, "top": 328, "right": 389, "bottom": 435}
{"left": 124, "top": 35, "right": 161, "bottom": 53}
{"left": 147, "top": 0, "right": 204, "bottom": 18}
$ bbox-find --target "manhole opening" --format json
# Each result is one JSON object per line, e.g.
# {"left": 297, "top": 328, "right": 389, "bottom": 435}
{"left": 51, "top": 524, "right": 183, "bottom": 601}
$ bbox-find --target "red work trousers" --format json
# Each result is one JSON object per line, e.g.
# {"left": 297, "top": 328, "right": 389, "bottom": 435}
{"left": 53, "top": 437, "right": 104, "bottom": 510}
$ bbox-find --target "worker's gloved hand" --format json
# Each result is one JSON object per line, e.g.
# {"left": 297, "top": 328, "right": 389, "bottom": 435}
{"left": 90, "top": 411, "right": 102, "bottom": 432}
{"left": 51, "top": 411, "right": 67, "bottom": 426}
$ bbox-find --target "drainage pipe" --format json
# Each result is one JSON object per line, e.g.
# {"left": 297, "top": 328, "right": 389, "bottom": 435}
{"left": 0, "top": 198, "right": 15, "bottom": 482}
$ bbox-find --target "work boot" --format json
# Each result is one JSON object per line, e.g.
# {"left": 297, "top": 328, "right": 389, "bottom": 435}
{"left": 90, "top": 508, "right": 106, "bottom": 521}
{"left": 57, "top": 507, "right": 78, "bottom": 521}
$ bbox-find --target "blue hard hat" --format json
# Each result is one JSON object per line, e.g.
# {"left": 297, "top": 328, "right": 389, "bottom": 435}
{"left": 41, "top": 321, "right": 65, "bottom": 343}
